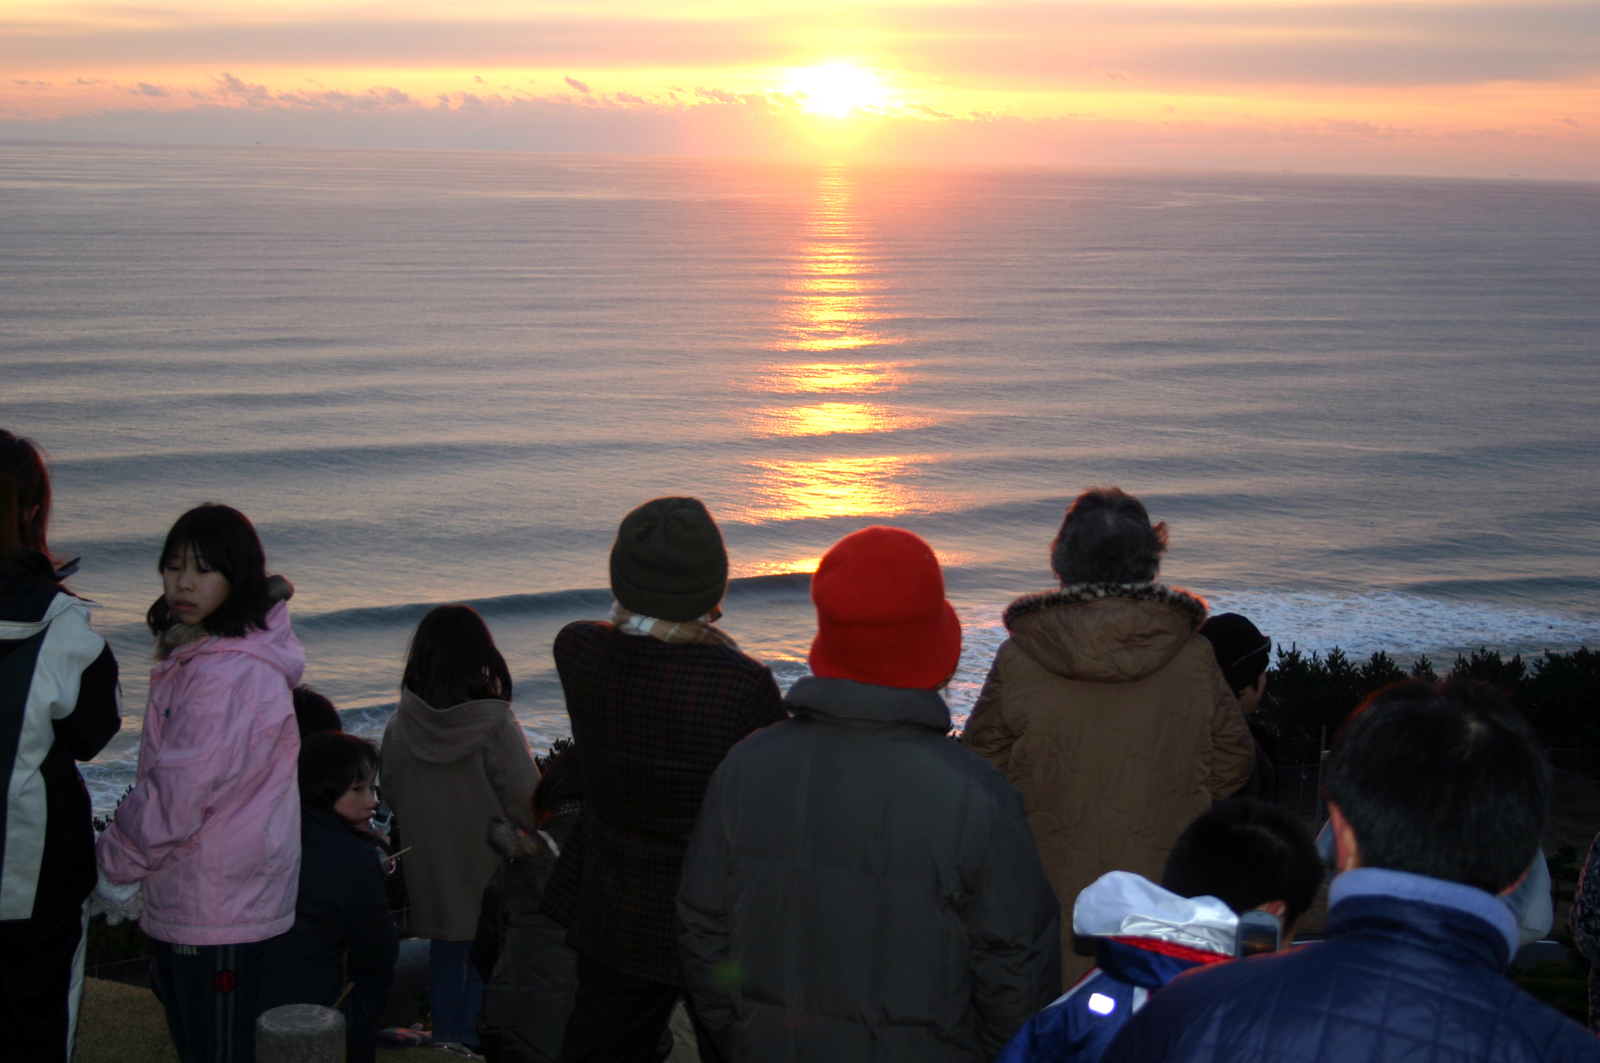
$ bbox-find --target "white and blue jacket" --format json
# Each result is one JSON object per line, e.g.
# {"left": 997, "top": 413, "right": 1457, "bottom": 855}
{"left": 997, "top": 872, "right": 1237, "bottom": 1063}
{"left": 0, "top": 548, "right": 120, "bottom": 923}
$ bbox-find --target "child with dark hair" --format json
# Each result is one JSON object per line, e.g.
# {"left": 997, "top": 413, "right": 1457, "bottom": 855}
{"left": 473, "top": 744, "right": 583, "bottom": 1062}
{"left": 258, "top": 731, "right": 399, "bottom": 1063}
{"left": 96, "top": 503, "right": 304, "bottom": 1063}
{"left": 380, "top": 604, "right": 539, "bottom": 1057}
{"left": 997, "top": 798, "right": 1320, "bottom": 1063}
{"left": 1197, "top": 613, "right": 1277, "bottom": 801}
{"left": 292, "top": 684, "right": 343, "bottom": 738}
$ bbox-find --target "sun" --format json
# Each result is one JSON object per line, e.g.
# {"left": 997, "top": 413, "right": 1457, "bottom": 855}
{"left": 786, "top": 64, "right": 888, "bottom": 118}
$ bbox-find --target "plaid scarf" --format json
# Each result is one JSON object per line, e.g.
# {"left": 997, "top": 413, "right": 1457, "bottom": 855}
{"left": 609, "top": 602, "right": 739, "bottom": 649}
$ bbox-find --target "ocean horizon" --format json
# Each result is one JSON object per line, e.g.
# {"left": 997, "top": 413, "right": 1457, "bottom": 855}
{"left": 3, "top": 140, "right": 1597, "bottom": 812}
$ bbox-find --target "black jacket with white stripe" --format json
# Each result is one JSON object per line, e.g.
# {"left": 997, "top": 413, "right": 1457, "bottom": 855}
{"left": 0, "top": 548, "right": 121, "bottom": 923}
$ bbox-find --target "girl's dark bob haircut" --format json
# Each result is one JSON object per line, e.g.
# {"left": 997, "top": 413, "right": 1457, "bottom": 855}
{"left": 402, "top": 604, "right": 513, "bottom": 708}
{"left": 0, "top": 429, "right": 52, "bottom": 562}
{"left": 147, "top": 503, "right": 274, "bottom": 638}
{"left": 298, "top": 731, "right": 379, "bottom": 816}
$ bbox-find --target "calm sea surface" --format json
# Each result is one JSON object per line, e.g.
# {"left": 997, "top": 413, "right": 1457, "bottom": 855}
{"left": 2, "top": 142, "right": 1597, "bottom": 810}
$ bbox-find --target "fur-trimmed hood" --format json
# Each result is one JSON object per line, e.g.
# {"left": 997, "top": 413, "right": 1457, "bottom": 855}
{"left": 1003, "top": 582, "right": 1209, "bottom": 684}
{"left": 155, "top": 573, "right": 295, "bottom": 660}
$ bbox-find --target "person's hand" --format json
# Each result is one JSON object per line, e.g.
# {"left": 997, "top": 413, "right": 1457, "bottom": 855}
{"left": 89, "top": 872, "right": 143, "bottom": 925}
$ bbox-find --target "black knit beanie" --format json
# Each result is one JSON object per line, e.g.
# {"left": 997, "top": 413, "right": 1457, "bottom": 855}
{"left": 1198, "top": 612, "right": 1272, "bottom": 695}
{"left": 609, "top": 497, "right": 728, "bottom": 622}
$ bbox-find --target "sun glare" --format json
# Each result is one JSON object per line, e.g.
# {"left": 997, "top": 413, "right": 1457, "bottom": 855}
{"left": 787, "top": 64, "right": 888, "bottom": 118}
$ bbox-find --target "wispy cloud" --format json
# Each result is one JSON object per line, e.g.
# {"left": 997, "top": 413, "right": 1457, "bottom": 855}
{"left": 3, "top": 1, "right": 1597, "bottom": 177}
{"left": 7, "top": 3, "right": 1598, "bottom": 88}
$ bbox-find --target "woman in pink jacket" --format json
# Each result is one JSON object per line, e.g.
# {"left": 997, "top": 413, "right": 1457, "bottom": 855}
{"left": 96, "top": 504, "right": 304, "bottom": 1063}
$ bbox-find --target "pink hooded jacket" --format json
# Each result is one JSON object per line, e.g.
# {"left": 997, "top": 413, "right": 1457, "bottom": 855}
{"left": 97, "top": 600, "right": 305, "bottom": 945}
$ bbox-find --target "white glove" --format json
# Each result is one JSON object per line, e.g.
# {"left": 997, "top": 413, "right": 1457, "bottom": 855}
{"left": 89, "top": 872, "right": 143, "bottom": 926}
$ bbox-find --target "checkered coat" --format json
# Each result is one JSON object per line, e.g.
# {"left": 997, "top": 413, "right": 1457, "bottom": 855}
{"left": 541, "top": 620, "right": 786, "bottom": 986}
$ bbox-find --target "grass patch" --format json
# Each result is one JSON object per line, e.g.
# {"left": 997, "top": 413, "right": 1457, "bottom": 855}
{"left": 72, "top": 978, "right": 437, "bottom": 1063}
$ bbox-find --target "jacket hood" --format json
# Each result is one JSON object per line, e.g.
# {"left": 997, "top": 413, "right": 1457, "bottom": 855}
{"left": 785, "top": 675, "right": 951, "bottom": 732}
{"left": 1074, "top": 871, "right": 1238, "bottom": 959}
{"left": 1, "top": 546, "right": 59, "bottom": 584}
{"left": 156, "top": 594, "right": 305, "bottom": 686}
{"left": 1003, "top": 582, "right": 1208, "bottom": 683}
{"left": 390, "top": 687, "right": 517, "bottom": 764}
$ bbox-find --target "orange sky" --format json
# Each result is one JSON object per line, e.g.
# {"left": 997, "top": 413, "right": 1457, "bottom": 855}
{"left": 5, "top": 0, "right": 1597, "bottom": 178}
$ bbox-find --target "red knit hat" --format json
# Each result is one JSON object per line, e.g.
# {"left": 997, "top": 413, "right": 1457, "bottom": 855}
{"left": 808, "top": 526, "right": 962, "bottom": 690}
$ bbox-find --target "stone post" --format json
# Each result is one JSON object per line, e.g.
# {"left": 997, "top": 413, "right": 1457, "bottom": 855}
{"left": 256, "top": 1003, "right": 345, "bottom": 1063}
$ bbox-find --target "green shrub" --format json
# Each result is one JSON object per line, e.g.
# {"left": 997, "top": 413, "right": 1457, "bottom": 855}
{"left": 1256, "top": 646, "right": 1598, "bottom": 765}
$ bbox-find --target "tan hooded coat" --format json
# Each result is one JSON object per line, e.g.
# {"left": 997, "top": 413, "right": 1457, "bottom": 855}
{"left": 963, "top": 583, "right": 1253, "bottom": 985}
{"left": 380, "top": 690, "right": 539, "bottom": 941}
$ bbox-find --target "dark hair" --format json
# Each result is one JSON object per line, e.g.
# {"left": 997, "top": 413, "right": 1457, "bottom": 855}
{"left": 401, "top": 604, "right": 512, "bottom": 708}
{"left": 0, "top": 429, "right": 51, "bottom": 561}
{"left": 532, "top": 745, "right": 581, "bottom": 825}
{"left": 146, "top": 504, "right": 274, "bottom": 638}
{"left": 1199, "top": 613, "right": 1272, "bottom": 695}
{"left": 298, "top": 730, "right": 378, "bottom": 814}
{"left": 292, "top": 686, "right": 342, "bottom": 739}
{"left": 1051, "top": 487, "right": 1168, "bottom": 585}
{"left": 1325, "top": 679, "right": 1548, "bottom": 894}
{"left": 1162, "top": 797, "right": 1323, "bottom": 926}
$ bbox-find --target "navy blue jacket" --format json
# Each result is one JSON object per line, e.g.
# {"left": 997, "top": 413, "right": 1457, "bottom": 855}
{"left": 259, "top": 807, "right": 399, "bottom": 1063}
{"left": 1104, "top": 873, "right": 1600, "bottom": 1063}
{"left": 997, "top": 938, "right": 1224, "bottom": 1063}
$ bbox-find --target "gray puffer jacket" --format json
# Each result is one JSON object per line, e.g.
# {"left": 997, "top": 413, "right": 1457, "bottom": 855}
{"left": 677, "top": 676, "right": 1061, "bottom": 1063}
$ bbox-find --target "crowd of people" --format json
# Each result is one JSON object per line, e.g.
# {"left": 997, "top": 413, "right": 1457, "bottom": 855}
{"left": 3, "top": 424, "right": 1598, "bottom": 1063}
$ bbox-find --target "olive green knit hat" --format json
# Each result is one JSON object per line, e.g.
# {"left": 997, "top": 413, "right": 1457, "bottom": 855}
{"left": 609, "top": 497, "right": 729, "bottom": 622}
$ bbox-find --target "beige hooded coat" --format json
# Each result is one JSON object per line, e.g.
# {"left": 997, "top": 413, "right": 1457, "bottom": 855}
{"left": 963, "top": 583, "right": 1254, "bottom": 985}
{"left": 380, "top": 690, "right": 539, "bottom": 941}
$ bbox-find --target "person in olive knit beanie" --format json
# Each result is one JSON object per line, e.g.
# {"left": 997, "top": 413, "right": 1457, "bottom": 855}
{"left": 608, "top": 496, "right": 729, "bottom": 623}
{"left": 543, "top": 497, "right": 786, "bottom": 1063}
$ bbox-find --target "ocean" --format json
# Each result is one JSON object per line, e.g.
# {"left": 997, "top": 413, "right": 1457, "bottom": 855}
{"left": 2, "top": 141, "right": 1597, "bottom": 813}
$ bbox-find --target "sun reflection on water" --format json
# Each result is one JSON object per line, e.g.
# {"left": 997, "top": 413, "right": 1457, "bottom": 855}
{"left": 735, "top": 455, "right": 925, "bottom": 522}
{"left": 736, "top": 171, "right": 949, "bottom": 528}
{"left": 735, "top": 556, "right": 826, "bottom": 578}
{"left": 775, "top": 168, "right": 900, "bottom": 352}
{"left": 749, "top": 402, "right": 935, "bottom": 437}
{"left": 755, "top": 361, "right": 904, "bottom": 394}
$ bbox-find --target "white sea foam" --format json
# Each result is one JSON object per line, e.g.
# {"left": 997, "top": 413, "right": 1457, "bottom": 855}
{"left": 80, "top": 587, "right": 1598, "bottom": 814}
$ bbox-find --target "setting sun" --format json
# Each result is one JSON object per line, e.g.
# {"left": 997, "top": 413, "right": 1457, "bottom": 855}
{"left": 786, "top": 64, "right": 889, "bottom": 118}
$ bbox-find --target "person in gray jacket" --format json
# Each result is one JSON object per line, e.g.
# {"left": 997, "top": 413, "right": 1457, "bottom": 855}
{"left": 381, "top": 604, "right": 540, "bottom": 1055}
{"left": 677, "top": 526, "right": 1062, "bottom": 1063}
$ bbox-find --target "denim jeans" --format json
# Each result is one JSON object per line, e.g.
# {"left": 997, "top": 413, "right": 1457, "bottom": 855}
{"left": 428, "top": 939, "right": 485, "bottom": 1048}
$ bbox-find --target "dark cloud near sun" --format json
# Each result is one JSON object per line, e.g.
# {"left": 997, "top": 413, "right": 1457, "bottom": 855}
{"left": 564, "top": 75, "right": 591, "bottom": 93}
